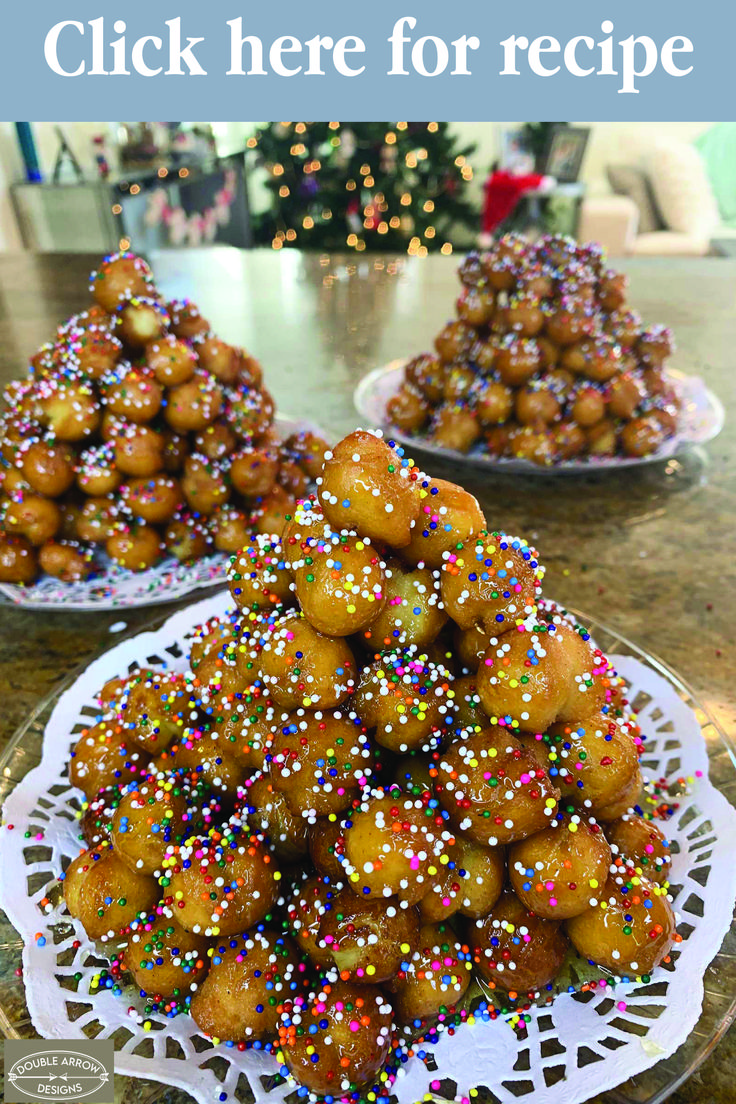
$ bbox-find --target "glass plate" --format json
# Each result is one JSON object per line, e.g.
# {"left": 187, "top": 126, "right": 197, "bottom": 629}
{"left": 353, "top": 363, "right": 725, "bottom": 475}
{"left": 0, "top": 415, "right": 325, "bottom": 612}
{"left": 0, "top": 608, "right": 734, "bottom": 1104}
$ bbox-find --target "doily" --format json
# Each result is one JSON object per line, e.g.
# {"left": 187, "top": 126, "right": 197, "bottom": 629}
{"left": 1, "top": 590, "right": 735, "bottom": 1104}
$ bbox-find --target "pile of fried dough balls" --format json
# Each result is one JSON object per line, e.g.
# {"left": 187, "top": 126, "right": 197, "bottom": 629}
{"left": 0, "top": 251, "right": 328, "bottom": 585}
{"left": 388, "top": 233, "right": 680, "bottom": 465}
{"left": 63, "top": 429, "right": 676, "bottom": 1099}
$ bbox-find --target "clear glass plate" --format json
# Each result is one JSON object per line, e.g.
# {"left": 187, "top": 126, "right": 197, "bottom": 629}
{"left": 0, "top": 607, "right": 734, "bottom": 1104}
{"left": 354, "top": 363, "right": 725, "bottom": 476}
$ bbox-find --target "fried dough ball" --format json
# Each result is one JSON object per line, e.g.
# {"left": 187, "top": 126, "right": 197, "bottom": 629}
{"left": 193, "top": 422, "right": 237, "bottom": 463}
{"left": 435, "top": 320, "right": 474, "bottom": 362}
{"left": 192, "top": 336, "right": 239, "bottom": 385}
{"left": 164, "top": 833, "right": 279, "bottom": 936}
{"left": 436, "top": 727, "right": 559, "bottom": 846}
{"left": 566, "top": 874, "right": 675, "bottom": 976}
{"left": 352, "top": 651, "right": 455, "bottom": 754}
{"left": 541, "top": 714, "right": 642, "bottom": 820}
{"left": 608, "top": 373, "right": 645, "bottom": 419}
{"left": 508, "top": 425, "right": 556, "bottom": 467}
{"left": 476, "top": 619, "right": 605, "bottom": 733}
{"left": 168, "top": 299, "right": 210, "bottom": 340}
{"left": 431, "top": 404, "right": 481, "bottom": 452}
{"left": 278, "top": 459, "right": 309, "bottom": 499}
{"left": 69, "top": 721, "right": 149, "bottom": 799}
{"left": 114, "top": 424, "right": 164, "bottom": 477}
{"left": 309, "top": 817, "right": 347, "bottom": 882}
{"left": 4, "top": 495, "right": 60, "bottom": 546}
{"left": 319, "top": 430, "right": 420, "bottom": 549}
{"left": 457, "top": 287, "right": 495, "bottom": 325}
{"left": 212, "top": 506, "right": 253, "bottom": 554}
{"left": 269, "top": 709, "right": 374, "bottom": 818}
{"left": 91, "top": 253, "right": 155, "bottom": 311}
{"left": 401, "top": 478, "right": 485, "bottom": 570}
{"left": 639, "top": 325, "right": 674, "bottom": 365}
{"left": 257, "top": 612, "right": 356, "bottom": 709}
{"left": 621, "top": 415, "right": 665, "bottom": 457}
{"left": 63, "top": 843, "right": 158, "bottom": 942}
{"left": 390, "top": 921, "right": 471, "bottom": 1023}
{"left": 551, "top": 420, "right": 586, "bottom": 460}
{"left": 441, "top": 532, "right": 541, "bottom": 635}
{"left": 242, "top": 773, "right": 310, "bottom": 860}
{"left": 443, "top": 364, "right": 475, "bottom": 403}
{"left": 562, "top": 336, "right": 622, "bottom": 383}
{"left": 38, "top": 540, "right": 90, "bottom": 582}
{"left": 0, "top": 529, "right": 36, "bottom": 583}
{"left": 76, "top": 497, "right": 119, "bottom": 542}
{"left": 151, "top": 730, "right": 243, "bottom": 796}
{"left": 115, "top": 669, "right": 191, "bottom": 753}
{"left": 106, "top": 524, "right": 162, "bottom": 572}
{"left": 230, "top": 447, "right": 279, "bottom": 498}
{"left": 342, "top": 791, "right": 455, "bottom": 906}
{"left": 124, "top": 475, "right": 183, "bottom": 524}
{"left": 515, "top": 383, "right": 560, "bottom": 426}
{"left": 21, "top": 441, "right": 75, "bottom": 497}
{"left": 115, "top": 298, "right": 169, "bottom": 347}
{"left": 545, "top": 298, "right": 594, "bottom": 346}
{"left": 126, "top": 910, "right": 210, "bottom": 1000}
{"left": 284, "top": 431, "right": 329, "bottom": 480}
{"left": 405, "top": 354, "right": 445, "bottom": 403}
{"left": 40, "top": 381, "right": 100, "bottom": 441}
{"left": 571, "top": 386, "right": 606, "bottom": 427}
{"left": 145, "top": 334, "right": 196, "bottom": 386}
{"left": 188, "top": 617, "right": 244, "bottom": 701}
{"left": 165, "top": 374, "right": 223, "bottom": 434}
{"left": 287, "top": 875, "right": 339, "bottom": 968}
{"left": 475, "top": 380, "right": 513, "bottom": 427}
{"left": 387, "top": 385, "right": 430, "bottom": 432}
{"left": 105, "top": 368, "right": 163, "bottom": 424}
{"left": 605, "top": 814, "right": 671, "bottom": 885}
{"left": 586, "top": 418, "right": 618, "bottom": 457}
{"left": 251, "top": 485, "right": 295, "bottom": 538}
{"left": 319, "top": 889, "right": 420, "bottom": 983}
{"left": 228, "top": 536, "right": 293, "bottom": 612}
{"left": 191, "top": 929, "right": 302, "bottom": 1041}
{"left": 295, "top": 535, "right": 386, "bottom": 637}
{"left": 110, "top": 781, "right": 188, "bottom": 875}
{"left": 182, "top": 454, "right": 230, "bottom": 515}
{"left": 495, "top": 336, "right": 541, "bottom": 386}
{"left": 165, "top": 514, "right": 210, "bottom": 563}
{"left": 73, "top": 328, "right": 123, "bottom": 380}
{"left": 509, "top": 815, "right": 611, "bottom": 919}
{"left": 420, "top": 834, "right": 503, "bottom": 922}
{"left": 76, "top": 442, "right": 121, "bottom": 495}
{"left": 279, "top": 981, "right": 393, "bottom": 1095}
{"left": 471, "top": 888, "right": 569, "bottom": 994}
{"left": 363, "top": 559, "right": 446, "bottom": 650}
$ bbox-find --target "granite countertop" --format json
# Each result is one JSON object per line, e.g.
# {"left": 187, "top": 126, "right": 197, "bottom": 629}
{"left": 0, "top": 249, "right": 734, "bottom": 1104}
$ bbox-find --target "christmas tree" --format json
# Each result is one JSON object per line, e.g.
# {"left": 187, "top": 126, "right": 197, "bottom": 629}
{"left": 247, "top": 122, "right": 478, "bottom": 255}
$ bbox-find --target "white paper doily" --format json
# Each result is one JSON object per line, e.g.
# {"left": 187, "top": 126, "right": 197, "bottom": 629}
{"left": 1, "top": 589, "right": 735, "bottom": 1104}
{"left": 354, "top": 363, "right": 725, "bottom": 474}
{"left": 0, "top": 414, "right": 325, "bottom": 611}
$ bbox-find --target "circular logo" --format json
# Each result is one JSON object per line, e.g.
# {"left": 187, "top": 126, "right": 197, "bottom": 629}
{"left": 7, "top": 1048, "right": 110, "bottom": 1101}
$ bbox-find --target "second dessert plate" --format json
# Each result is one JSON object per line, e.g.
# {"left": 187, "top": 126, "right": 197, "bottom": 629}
{"left": 354, "top": 362, "right": 724, "bottom": 473}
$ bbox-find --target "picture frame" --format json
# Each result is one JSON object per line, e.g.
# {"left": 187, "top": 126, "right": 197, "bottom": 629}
{"left": 540, "top": 125, "right": 590, "bottom": 183}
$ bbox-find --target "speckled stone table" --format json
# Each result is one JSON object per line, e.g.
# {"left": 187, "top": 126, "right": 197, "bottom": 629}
{"left": 0, "top": 249, "right": 734, "bottom": 1104}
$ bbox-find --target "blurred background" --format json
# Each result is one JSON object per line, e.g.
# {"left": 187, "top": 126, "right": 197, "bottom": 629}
{"left": 1, "top": 120, "right": 735, "bottom": 258}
